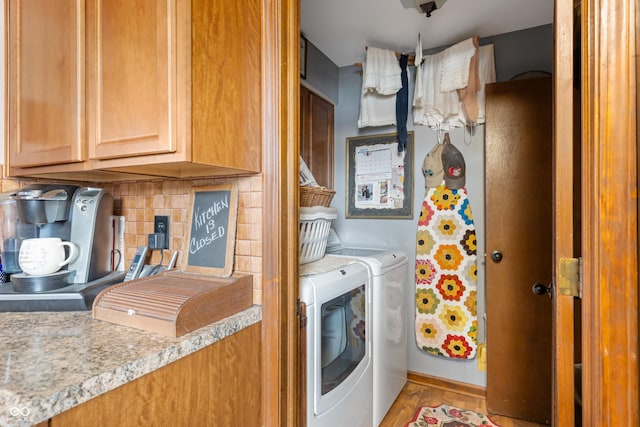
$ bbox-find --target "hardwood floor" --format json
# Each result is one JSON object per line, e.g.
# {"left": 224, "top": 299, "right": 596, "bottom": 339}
{"left": 380, "top": 381, "right": 549, "bottom": 427}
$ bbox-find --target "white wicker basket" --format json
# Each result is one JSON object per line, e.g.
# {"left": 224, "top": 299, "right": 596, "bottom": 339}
{"left": 299, "top": 206, "right": 338, "bottom": 264}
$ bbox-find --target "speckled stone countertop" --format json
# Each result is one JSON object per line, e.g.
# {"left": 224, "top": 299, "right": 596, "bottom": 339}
{"left": 0, "top": 306, "right": 262, "bottom": 427}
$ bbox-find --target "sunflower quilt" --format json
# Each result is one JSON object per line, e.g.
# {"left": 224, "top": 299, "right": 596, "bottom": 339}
{"left": 415, "top": 183, "right": 478, "bottom": 359}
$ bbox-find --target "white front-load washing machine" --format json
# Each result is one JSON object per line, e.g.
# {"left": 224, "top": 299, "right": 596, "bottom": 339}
{"left": 300, "top": 256, "right": 373, "bottom": 427}
{"left": 326, "top": 234, "right": 408, "bottom": 426}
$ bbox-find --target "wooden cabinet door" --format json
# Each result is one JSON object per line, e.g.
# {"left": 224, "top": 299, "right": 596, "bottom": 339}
{"left": 86, "top": 0, "right": 176, "bottom": 160}
{"left": 300, "top": 86, "right": 334, "bottom": 189}
{"left": 7, "top": 0, "right": 85, "bottom": 168}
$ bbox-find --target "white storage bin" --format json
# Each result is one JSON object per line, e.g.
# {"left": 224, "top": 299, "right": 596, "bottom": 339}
{"left": 299, "top": 206, "right": 338, "bottom": 264}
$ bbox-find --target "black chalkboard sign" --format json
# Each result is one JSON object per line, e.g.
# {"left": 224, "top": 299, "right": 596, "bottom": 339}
{"left": 184, "top": 184, "right": 238, "bottom": 277}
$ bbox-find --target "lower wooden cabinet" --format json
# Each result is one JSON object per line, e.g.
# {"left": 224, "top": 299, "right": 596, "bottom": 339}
{"left": 50, "top": 324, "right": 261, "bottom": 427}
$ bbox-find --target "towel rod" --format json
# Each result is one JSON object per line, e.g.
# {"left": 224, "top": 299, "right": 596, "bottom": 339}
{"left": 354, "top": 58, "right": 415, "bottom": 68}
{"left": 354, "top": 47, "right": 416, "bottom": 68}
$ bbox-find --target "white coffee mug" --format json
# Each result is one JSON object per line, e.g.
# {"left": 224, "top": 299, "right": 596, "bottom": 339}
{"left": 18, "top": 238, "right": 77, "bottom": 276}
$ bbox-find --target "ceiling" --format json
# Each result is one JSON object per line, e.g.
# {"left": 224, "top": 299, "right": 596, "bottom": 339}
{"left": 300, "top": 0, "right": 555, "bottom": 68}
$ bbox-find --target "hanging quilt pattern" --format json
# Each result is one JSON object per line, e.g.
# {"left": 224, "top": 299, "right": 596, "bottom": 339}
{"left": 415, "top": 183, "right": 477, "bottom": 359}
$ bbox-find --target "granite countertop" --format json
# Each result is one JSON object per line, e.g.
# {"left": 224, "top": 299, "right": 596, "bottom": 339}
{"left": 0, "top": 306, "right": 262, "bottom": 427}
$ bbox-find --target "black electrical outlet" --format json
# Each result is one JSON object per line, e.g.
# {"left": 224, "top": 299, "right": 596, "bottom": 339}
{"left": 153, "top": 215, "right": 170, "bottom": 249}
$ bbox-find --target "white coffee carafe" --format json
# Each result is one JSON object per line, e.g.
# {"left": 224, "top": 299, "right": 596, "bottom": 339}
{"left": 0, "top": 198, "right": 37, "bottom": 278}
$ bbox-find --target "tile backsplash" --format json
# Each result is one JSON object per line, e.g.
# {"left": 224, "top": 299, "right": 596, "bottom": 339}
{"left": 1, "top": 169, "right": 263, "bottom": 305}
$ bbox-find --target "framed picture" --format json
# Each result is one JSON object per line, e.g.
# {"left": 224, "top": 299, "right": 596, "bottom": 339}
{"left": 300, "top": 34, "right": 307, "bottom": 79}
{"left": 346, "top": 132, "right": 414, "bottom": 219}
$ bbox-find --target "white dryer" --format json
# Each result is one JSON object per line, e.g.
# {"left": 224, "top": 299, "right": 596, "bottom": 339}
{"left": 326, "top": 233, "right": 408, "bottom": 426}
{"left": 300, "top": 257, "right": 373, "bottom": 427}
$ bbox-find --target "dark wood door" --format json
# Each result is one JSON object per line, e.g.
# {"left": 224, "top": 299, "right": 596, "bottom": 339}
{"left": 485, "top": 77, "right": 553, "bottom": 424}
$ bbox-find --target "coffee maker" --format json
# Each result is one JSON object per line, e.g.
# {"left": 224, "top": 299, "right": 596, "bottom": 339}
{"left": 0, "top": 184, "right": 125, "bottom": 311}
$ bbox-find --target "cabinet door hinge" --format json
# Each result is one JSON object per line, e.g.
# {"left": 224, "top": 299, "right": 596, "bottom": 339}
{"left": 558, "top": 257, "right": 581, "bottom": 298}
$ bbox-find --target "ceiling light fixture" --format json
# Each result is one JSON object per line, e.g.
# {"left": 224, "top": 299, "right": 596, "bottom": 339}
{"left": 415, "top": 0, "right": 447, "bottom": 17}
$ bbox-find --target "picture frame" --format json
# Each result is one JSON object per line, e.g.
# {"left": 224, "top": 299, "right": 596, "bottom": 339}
{"left": 346, "top": 132, "right": 414, "bottom": 219}
{"left": 300, "top": 34, "right": 307, "bottom": 79}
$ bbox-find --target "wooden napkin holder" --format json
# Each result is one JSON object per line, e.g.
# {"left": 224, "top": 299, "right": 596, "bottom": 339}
{"left": 92, "top": 270, "right": 252, "bottom": 337}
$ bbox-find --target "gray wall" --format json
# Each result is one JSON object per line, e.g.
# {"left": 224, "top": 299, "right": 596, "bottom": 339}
{"left": 329, "top": 24, "right": 552, "bottom": 386}
{"left": 302, "top": 37, "right": 340, "bottom": 104}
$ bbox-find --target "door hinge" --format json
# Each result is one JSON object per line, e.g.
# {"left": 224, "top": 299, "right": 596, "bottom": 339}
{"left": 558, "top": 257, "right": 581, "bottom": 298}
{"left": 297, "top": 298, "right": 307, "bottom": 328}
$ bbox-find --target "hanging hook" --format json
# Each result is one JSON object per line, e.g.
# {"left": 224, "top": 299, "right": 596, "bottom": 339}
{"left": 463, "top": 123, "right": 476, "bottom": 145}
{"left": 436, "top": 125, "right": 444, "bottom": 144}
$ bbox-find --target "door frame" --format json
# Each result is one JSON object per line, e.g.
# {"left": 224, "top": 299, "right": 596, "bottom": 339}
{"left": 552, "top": 0, "right": 576, "bottom": 425}
{"left": 554, "top": 0, "right": 639, "bottom": 425}
{"left": 265, "top": 0, "right": 640, "bottom": 424}
{"left": 579, "top": 0, "right": 638, "bottom": 425}
{"left": 261, "top": 0, "right": 301, "bottom": 426}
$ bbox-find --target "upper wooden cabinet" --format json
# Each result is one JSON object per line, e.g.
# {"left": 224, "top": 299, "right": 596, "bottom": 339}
{"left": 6, "top": 0, "right": 261, "bottom": 180}
{"left": 300, "top": 85, "right": 334, "bottom": 189}
{"left": 87, "top": 0, "right": 174, "bottom": 162}
{"left": 6, "top": 0, "right": 85, "bottom": 169}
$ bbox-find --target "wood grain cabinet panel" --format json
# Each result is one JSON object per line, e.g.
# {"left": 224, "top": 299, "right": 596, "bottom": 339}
{"left": 5, "top": 0, "right": 261, "bottom": 180}
{"left": 6, "top": 0, "right": 85, "bottom": 169}
{"left": 49, "top": 323, "right": 262, "bottom": 427}
{"left": 87, "top": 0, "right": 174, "bottom": 160}
{"left": 300, "top": 85, "right": 334, "bottom": 189}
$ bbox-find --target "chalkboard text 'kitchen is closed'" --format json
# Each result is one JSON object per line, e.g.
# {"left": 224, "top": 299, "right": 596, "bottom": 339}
{"left": 185, "top": 184, "right": 238, "bottom": 276}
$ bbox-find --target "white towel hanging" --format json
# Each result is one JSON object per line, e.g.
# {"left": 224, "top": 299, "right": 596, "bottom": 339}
{"left": 412, "top": 41, "right": 496, "bottom": 130}
{"left": 362, "top": 47, "right": 402, "bottom": 95}
{"left": 358, "top": 63, "right": 398, "bottom": 128}
{"left": 413, "top": 34, "right": 425, "bottom": 109}
{"left": 440, "top": 38, "right": 476, "bottom": 92}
